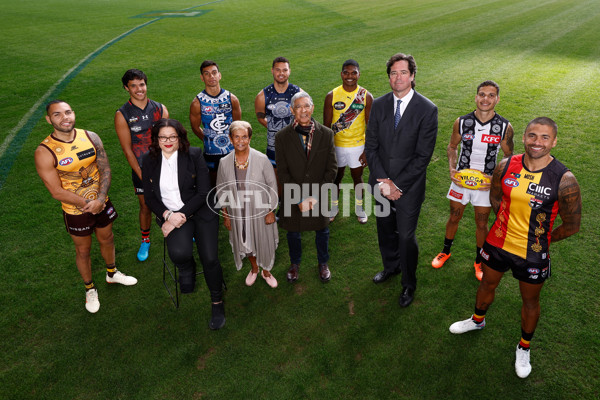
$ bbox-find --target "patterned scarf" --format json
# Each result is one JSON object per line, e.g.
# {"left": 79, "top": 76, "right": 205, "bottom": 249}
{"left": 293, "top": 118, "right": 316, "bottom": 158}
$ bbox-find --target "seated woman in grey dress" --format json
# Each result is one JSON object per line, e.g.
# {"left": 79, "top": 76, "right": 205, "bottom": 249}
{"left": 216, "top": 121, "right": 279, "bottom": 288}
{"left": 142, "top": 118, "right": 225, "bottom": 330}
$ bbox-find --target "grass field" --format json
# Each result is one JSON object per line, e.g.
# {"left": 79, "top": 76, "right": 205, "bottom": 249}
{"left": 1, "top": 0, "right": 599, "bottom": 399}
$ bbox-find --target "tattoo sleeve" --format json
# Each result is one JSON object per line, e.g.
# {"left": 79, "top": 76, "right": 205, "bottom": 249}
{"left": 489, "top": 159, "right": 506, "bottom": 215}
{"left": 551, "top": 172, "right": 582, "bottom": 242}
{"left": 89, "top": 132, "right": 111, "bottom": 201}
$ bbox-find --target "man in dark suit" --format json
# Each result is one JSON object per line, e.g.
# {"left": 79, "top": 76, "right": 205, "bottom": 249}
{"left": 365, "top": 53, "right": 438, "bottom": 307}
{"left": 275, "top": 91, "right": 337, "bottom": 283}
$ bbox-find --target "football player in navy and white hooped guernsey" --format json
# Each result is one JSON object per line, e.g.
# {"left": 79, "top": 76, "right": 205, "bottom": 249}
{"left": 115, "top": 68, "right": 169, "bottom": 262}
{"left": 431, "top": 81, "right": 514, "bottom": 280}
{"left": 189, "top": 60, "right": 242, "bottom": 187}
{"left": 449, "top": 117, "right": 581, "bottom": 379}
{"left": 254, "top": 56, "right": 302, "bottom": 170}
{"left": 36, "top": 100, "right": 138, "bottom": 314}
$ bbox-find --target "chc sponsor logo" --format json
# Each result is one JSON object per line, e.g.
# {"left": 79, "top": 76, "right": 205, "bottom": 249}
{"left": 59, "top": 157, "right": 73, "bottom": 166}
{"left": 503, "top": 178, "right": 519, "bottom": 187}
{"left": 482, "top": 134, "right": 501, "bottom": 144}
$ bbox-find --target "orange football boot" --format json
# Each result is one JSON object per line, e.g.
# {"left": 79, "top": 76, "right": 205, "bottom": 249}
{"left": 474, "top": 262, "right": 483, "bottom": 281}
{"left": 432, "top": 252, "right": 451, "bottom": 269}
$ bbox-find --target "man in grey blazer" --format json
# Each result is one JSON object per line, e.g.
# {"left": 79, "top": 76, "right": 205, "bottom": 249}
{"left": 365, "top": 53, "right": 438, "bottom": 307}
{"left": 275, "top": 91, "right": 337, "bottom": 283}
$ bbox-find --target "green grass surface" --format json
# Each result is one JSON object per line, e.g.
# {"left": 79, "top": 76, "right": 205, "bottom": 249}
{"left": 1, "top": 0, "right": 599, "bottom": 398}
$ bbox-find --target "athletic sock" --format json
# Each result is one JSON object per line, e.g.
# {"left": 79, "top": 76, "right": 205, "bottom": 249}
{"left": 442, "top": 237, "right": 454, "bottom": 255}
{"left": 518, "top": 329, "right": 534, "bottom": 350}
{"left": 475, "top": 246, "right": 483, "bottom": 264}
{"left": 106, "top": 263, "right": 117, "bottom": 278}
{"left": 472, "top": 307, "right": 487, "bottom": 324}
{"left": 141, "top": 228, "right": 150, "bottom": 243}
{"left": 84, "top": 280, "right": 95, "bottom": 291}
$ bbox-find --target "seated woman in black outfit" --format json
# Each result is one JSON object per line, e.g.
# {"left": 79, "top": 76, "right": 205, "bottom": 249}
{"left": 142, "top": 118, "right": 225, "bottom": 330}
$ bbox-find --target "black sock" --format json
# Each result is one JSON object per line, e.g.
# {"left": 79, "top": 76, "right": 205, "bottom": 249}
{"left": 442, "top": 237, "right": 454, "bottom": 255}
{"left": 84, "top": 281, "right": 95, "bottom": 291}
{"left": 106, "top": 263, "right": 116, "bottom": 278}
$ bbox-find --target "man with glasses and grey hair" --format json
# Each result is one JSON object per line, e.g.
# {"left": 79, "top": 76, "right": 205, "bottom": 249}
{"left": 275, "top": 92, "right": 337, "bottom": 284}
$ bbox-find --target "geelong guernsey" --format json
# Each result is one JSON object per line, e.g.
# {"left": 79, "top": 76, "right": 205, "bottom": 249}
{"left": 487, "top": 154, "right": 568, "bottom": 263}
{"left": 40, "top": 129, "right": 104, "bottom": 215}
{"left": 196, "top": 88, "right": 235, "bottom": 155}
{"left": 263, "top": 83, "right": 301, "bottom": 152}
{"left": 117, "top": 99, "right": 164, "bottom": 166}
{"left": 457, "top": 111, "right": 509, "bottom": 175}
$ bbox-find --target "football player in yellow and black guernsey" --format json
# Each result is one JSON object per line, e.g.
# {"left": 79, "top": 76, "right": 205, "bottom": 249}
{"left": 35, "top": 100, "right": 137, "bottom": 314}
{"left": 323, "top": 59, "right": 373, "bottom": 224}
{"left": 449, "top": 117, "right": 581, "bottom": 379}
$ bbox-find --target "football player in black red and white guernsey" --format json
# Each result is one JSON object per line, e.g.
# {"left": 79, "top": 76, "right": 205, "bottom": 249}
{"left": 431, "top": 81, "right": 514, "bottom": 280}
{"left": 115, "top": 69, "right": 169, "bottom": 262}
{"left": 449, "top": 117, "right": 581, "bottom": 379}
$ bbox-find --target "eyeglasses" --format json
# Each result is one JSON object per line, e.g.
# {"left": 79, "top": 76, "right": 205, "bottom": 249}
{"left": 158, "top": 136, "right": 178, "bottom": 142}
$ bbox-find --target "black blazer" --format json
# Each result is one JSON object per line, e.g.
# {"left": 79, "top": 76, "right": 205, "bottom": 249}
{"left": 365, "top": 91, "right": 438, "bottom": 207}
{"left": 142, "top": 146, "right": 214, "bottom": 225}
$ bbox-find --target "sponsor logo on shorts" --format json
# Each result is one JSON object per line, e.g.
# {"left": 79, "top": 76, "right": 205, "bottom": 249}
{"left": 59, "top": 157, "right": 73, "bottom": 166}
{"left": 77, "top": 148, "right": 95, "bottom": 161}
{"left": 334, "top": 101, "right": 346, "bottom": 110}
{"left": 528, "top": 268, "right": 540, "bottom": 274}
{"left": 529, "top": 274, "right": 539, "bottom": 280}
{"left": 541, "top": 267, "right": 549, "bottom": 278}
{"left": 481, "top": 249, "right": 489, "bottom": 261}
{"left": 449, "top": 189, "right": 463, "bottom": 200}
{"left": 107, "top": 207, "right": 116, "bottom": 218}
{"left": 503, "top": 178, "right": 519, "bottom": 187}
{"left": 482, "top": 134, "right": 501, "bottom": 144}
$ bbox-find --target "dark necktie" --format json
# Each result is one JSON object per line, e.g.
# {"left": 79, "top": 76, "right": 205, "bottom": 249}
{"left": 394, "top": 99, "right": 402, "bottom": 129}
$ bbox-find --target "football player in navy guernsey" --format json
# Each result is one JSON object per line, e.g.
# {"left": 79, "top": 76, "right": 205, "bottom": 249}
{"left": 449, "top": 117, "right": 581, "bottom": 378}
{"left": 189, "top": 60, "right": 242, "bottom": 187}
{"left": 115, "top": 69, "right": 169, "bottom": 262}
{"left": 254, "top": 56, "right": 302, "bottom": 171}
{"left": 431, "top": 81, "right": 514, "bottom": 280}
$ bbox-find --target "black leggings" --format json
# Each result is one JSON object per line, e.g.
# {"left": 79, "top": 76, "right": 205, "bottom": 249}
{"left": 165, "top": 214, "right": 223, "bottom": 302}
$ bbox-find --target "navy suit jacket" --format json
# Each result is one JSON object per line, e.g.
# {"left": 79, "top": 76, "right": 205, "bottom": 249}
{"left": 142, "top": 146, "right": 214, "bottom": 225}
{"left": 365, "top": 90, "right": 438, "bottom": 209}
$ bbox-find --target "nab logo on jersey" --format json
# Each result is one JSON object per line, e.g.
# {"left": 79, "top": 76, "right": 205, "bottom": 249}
{"left": 482, "top": 134, "right": 501, "bottom": 144}
{"left": 503, "top": 178, "right": 519, "bottom": 187}
{"left": 59, "top": 157, "right": 73, "bottom": 166}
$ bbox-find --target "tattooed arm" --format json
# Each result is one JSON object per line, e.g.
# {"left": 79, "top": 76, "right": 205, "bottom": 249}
{"left": 551, "top": 171, "right": 581, "bottom": 241}
{"left": 500, "top": 122, "right": 514, "bottom": 158}
{"left": 489, "top": 158, "right": 507, "bottom": 215}
{"left": 81, "top": 131, "right": 111, "bottom": 214}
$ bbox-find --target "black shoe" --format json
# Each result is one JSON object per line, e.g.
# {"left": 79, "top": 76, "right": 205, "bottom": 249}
{"left": 209, "top": 302, "right": 226, "bottom": 330}
{"left": 398, "top": 287, "right": 415, "bottom": 308}
{"left": 372, "top": 269, "right": 399, "bottom": 284}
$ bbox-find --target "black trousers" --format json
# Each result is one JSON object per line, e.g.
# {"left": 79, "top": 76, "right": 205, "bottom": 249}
{"left": 165, "top": 214, "right": 223, "bottom": 302}
{"left": 375, "top": 199, "right": 422, "bottom": 290}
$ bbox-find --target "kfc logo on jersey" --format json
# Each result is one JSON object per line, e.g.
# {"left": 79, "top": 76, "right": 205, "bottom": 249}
{"left": 503, "top": 178, "right": 519, "bottom": 187}
{"left": 529, "top": 197, "right": 543, "bottom": 209}
{"left": 482, "top": 134, "right": 501, "bottom": 144}
{"left": 59, "top": 157, "right": 73, "bottom": 166}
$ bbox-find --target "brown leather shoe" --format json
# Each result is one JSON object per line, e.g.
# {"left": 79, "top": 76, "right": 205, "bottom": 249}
{"left": 318, "top": 263, "right": 331, "bottom": 282}
{"left": 287, "top": 264, "right": 299, "bottom": 283}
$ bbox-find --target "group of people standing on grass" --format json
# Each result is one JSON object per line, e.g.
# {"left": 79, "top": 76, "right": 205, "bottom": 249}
{"left": 34, "top": 52, "right": 581, "bottom": 378}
